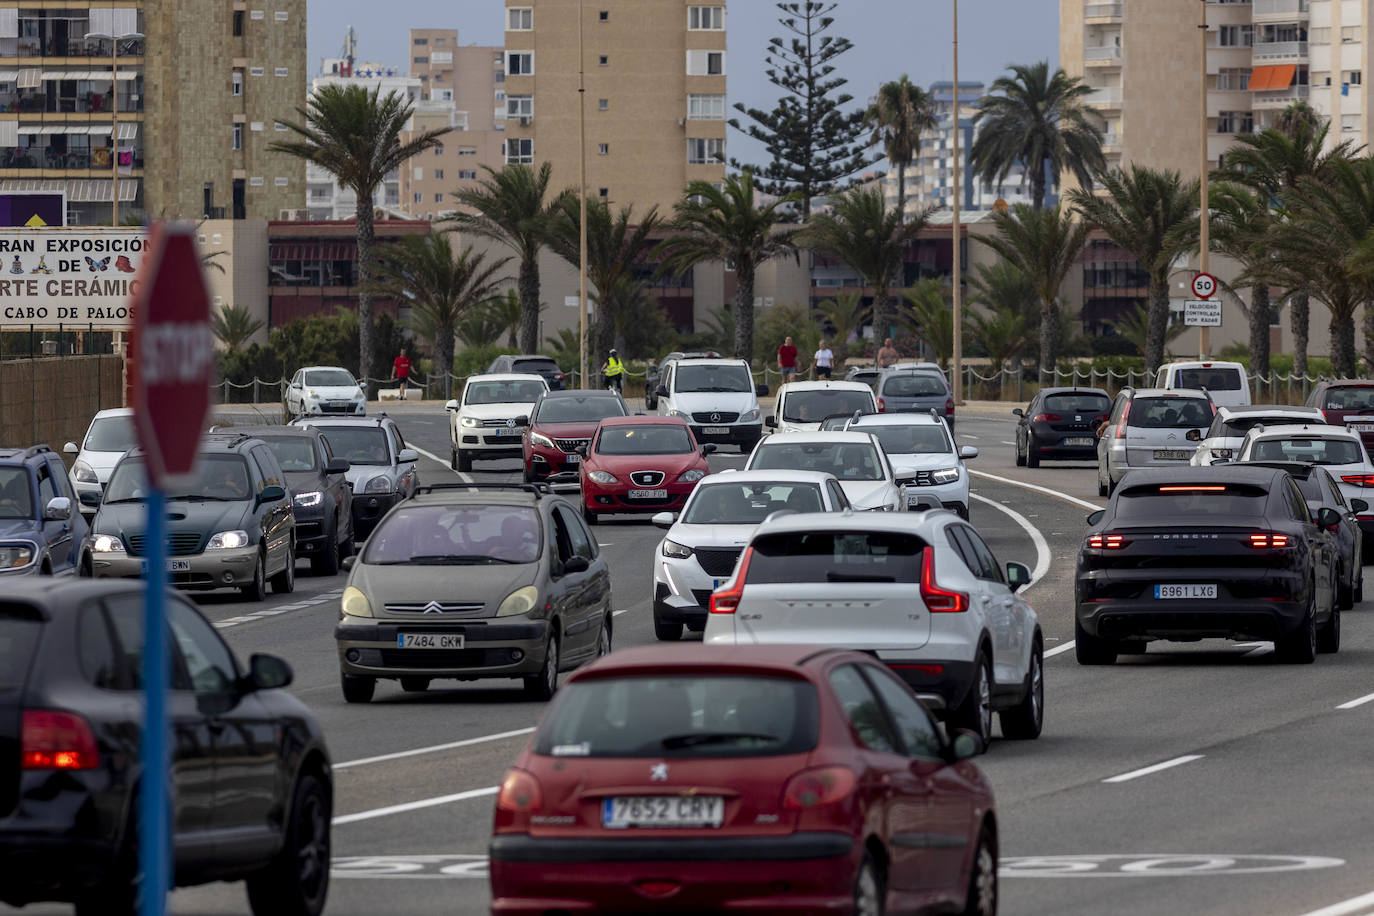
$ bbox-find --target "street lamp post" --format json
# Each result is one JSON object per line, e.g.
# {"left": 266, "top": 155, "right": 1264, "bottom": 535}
{"left": 951, "top": 0, "right": 963, "bottom": 404}
{"left": 1198, "top": 0, "right": 1211, "bottom": 359}
{"left": 84, "top": 29, "right": 143, "bottom": 226}
{"left": 577, "top": 0, "right": 589, "bottom": 388}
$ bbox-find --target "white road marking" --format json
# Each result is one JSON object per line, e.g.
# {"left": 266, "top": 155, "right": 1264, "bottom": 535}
{"left": 1044, "top": 641, "right": 1076, "bottom": 659}
{"left": 1102, "top": 755, "right": 1204, "bottom": 784}
{"left": 970, "top": 468, "right": 1105, "bottom": 512}
{"left": 333, "top": 786, "right": 498, "bottom": 826}
{"left": 612, "top": 608, "right": 631, "bottom": 617}
{"left": 963, "top": 435, "right": 979, "bottom": 440}
{"left": 212, "top": 588, "right": 346, "bottom": 629}
{"left": 1336, "top": 691, "right": 1374, "bottom": 710}
{"left": 1244, "top": 642, "right": 1274, "bottom": 657}
{"left": 1001, "top": 440, "right": 1015, "bottom": 445}
{"left": 336, "top": 727, "right": 536, "bottom": 770}
{"left": 409, "top": 444, "right": 473, "bottom": 484}
{"left": 968, "top": 493, "right": 1050, "bottom": 588}
{"left": 1298, "top": 889, "right": 1374, "bottom": 916}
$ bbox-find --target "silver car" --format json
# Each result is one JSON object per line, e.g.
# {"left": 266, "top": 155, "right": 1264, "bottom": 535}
{"left": 1096, "top": 387, "right": 1214, "bottom": 496}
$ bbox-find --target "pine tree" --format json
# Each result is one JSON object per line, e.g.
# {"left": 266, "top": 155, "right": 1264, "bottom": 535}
{"left": 729, "top": 1, "right": 877, "bottom": 221}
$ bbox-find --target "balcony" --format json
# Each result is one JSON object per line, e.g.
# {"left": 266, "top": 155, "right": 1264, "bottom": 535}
{"left": 1085, "top": 87, "right": 1123, "bottom": 106}
{"left": 1102, "top": 131, "right": 1120, "bottom": 150}
{"left": 1252, "top": 83, "right": 1310, "bottom": 108}
{"left": 0, "top": 146, "right": 144, "bottom": 171}
{"left": 1252, "top": 41, "right": 1308, "bottom": 60}
{"left": 0, "top": 37, "right": 145, "bottom": 59}
{"left": 1084, "top": 45, "right": 1123, "bottom": 64}
{"left": 1085, "top": 3, "right": 1123, "bottom": 20}
{"left": 1252, "top": 0, "right": 1308, "bottom": 20}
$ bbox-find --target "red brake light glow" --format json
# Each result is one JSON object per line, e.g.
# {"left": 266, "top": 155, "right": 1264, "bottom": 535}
{"left": 1248, "top": 532, "right": 1290, "bottom": 548}
{"left": 782, "top": 765, "right": 857, "bottom": 809}
{"left": 709, "top": 547, "right": 754, "bottom": 614}
{"left": 877, "top": 397, "right": 886, "bottom": 413}
{"left": 496, "top": 768, "right": 543, "bottom": 813}
{"left": 21, "top": 710, "right": 99, "bottom": 770}
{"left": 1158, "top": 486, "right": 1226, "bottom": 492}
{"left": 1032, "top": 413, "right": 1062, "bottom": 423}
{"left": 920, "top": 546, "right": 969, "bottom": 612}
{"left": 1341, "top": 475, "right": 1374, "bottom": 488}
{"left": 1086, "top": 533, "right": 1129, "bottom": 549}
{"left": 945, "top": 398, "right": 955, "bottom": 416}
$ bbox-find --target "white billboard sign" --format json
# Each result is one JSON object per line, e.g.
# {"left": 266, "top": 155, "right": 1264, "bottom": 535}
{"left": 0, "top": 229, "right": 149, "bottom": 329}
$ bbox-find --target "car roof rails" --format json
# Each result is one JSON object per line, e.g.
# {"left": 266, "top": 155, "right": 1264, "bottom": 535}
{"left": 412, "top": 482, "right": 548, "bottom": 499}
{"left": 0, "top": 444, "right": 52, "bottom": 460}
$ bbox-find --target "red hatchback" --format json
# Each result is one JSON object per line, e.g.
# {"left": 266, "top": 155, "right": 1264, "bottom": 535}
{"left": 489, "top": 645, "right": 998, "bottom": 915}
{"left": 578, "top": 416, "right": 713, "bottom": 525}
{"left": 522, "top": 389, "right": 630, "bottom": 484}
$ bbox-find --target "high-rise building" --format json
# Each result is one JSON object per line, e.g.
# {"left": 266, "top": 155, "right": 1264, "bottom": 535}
{"left": 502, "top": 0, "right": 726, "bottom": 214}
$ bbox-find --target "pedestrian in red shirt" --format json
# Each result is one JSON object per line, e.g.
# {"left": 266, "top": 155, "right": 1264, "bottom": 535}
{"left": 393, "top": 348, "right": 412, "bottom": 401}
{"left": 777, "top": 336, "right": 798, "bottom": 382}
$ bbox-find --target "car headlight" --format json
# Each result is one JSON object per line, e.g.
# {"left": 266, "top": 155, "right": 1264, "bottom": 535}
{"left": 91, "top": 534, "right": 122, "bottom": 553}
{"left": 662, "top": 539, "right": 693, "bottom": 559}
{"left": 677, "top": 468, "right": 706, "bottom": 483}
{"left": 206, "top": 530, "right": 250, "bottom": 550}
{"left": 460, "top": 415, "right": 482, "bottom": 428}
{"left": 364, "top": 475, "right": 393, "bottom": 494}
{"left": 667, "top": 409, "right": 690, "bottom": 419}
{"left": 305, "top": 389, "right": 318, "bottom": 399}
{"left": 341, "top": 585, "right": 372, "bottom": 618}
{"left": 72, "top": 460, "right": 98, "bottom": 484}
{"left": 739, "top": 407, "right": 760, "bottom": 422}
{"left": 293, "top": 490, "right": 323, "bottom": 508}
{"left": 930, "top": 467, "right": 961, "bottom": 485}
{"left": 0, "top": 543, "right": 35, "bottom": 569}
{"left": 587, "top": 470, "right": 618, "bottom": 485}
{"left": 530, "top": 431, "right": 556, "bottom": 449}
{"left": 496, "top": 585, "right": 540, "bottom": 617}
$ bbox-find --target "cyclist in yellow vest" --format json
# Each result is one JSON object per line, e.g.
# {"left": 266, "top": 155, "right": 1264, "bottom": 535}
{"left": 601, "top": 349, "right": 624, "bottom": 392}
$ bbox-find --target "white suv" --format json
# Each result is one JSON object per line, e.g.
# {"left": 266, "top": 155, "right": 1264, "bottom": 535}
{"left": 653, "top": 357, "right": 765, "bottom": 452}
{"left": 1190, "top": 405, "right": 1326, "bottom": 466}
{"left": 766, "top": 380, "right": 877, "bottom": 435}
{"left": 444, "top": 374, "right": 549, "bottom": 471}
{"left": 847, "top": 411, "right": 977, "bottom": 518}
{"left": 703, "top": 510, "right": 1043, "bottom": 746}
{"left": 745, "top": 431, "right": 904, "bottom": 511}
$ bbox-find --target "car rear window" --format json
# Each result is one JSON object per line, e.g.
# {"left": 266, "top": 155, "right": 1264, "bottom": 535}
{"left": 258, "top": 436, "right": 318, "bottom": 472}
{"left": 1115, "top": 483, "right": 1270, "bottom": 518}
{"left": 535, "top": 396, "right": 627, "bottom": 423}
{"left": 1043, "top": 393, "right": 1111, "bottom": 414}
{"left": 1248, "top": 437, "right": 1364, "bottom": 465}
{"left": 596, "top": 425, "right": 694, "bottom": 455}
{"left": 1175, "top": 367, "right": 1243, "bottom": 391}
{"left": 315, "top": 427, "right": 390, "bottom": 466}
{"left": 514, "top": 359, "right": 560, "bottom": 376}
{"left": 534, "top": 675, "right": 819, "bottom": 758}
{"left": 858, "top": 424, "right": 952, "bottom": 455}
{"left": 1222, "top": 415, "right": 1317, "bottom": 437}
{"left": 746, "top": 531, "right": 927, "bottom": 584}
{"left": 750, "top": 440, "right": 885, "bottom": 481}
{"left": 881, "top": 374, "right": 947, "bottom": 397}
{"left": 782, "top": 389, "right": 874, "bottom": 422}
{"left": 1128, "top": 397, "right": 1213, "bottom": 429}
{"left": 364, "top": 504, "right": 542, "bottom": 565}
{"left": 0, "top": 604, "right": 41, "bottom": 690}
{"left": 683, "top": 481, "right": 825, "bottom": 524}
{"left": 1321, "top": 386, "right": 1374, "bottom": 411}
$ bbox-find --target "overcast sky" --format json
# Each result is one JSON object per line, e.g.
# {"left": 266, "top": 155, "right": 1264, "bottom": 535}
{"left": 307, "top": 0, "right": 1059, "bottom": 167}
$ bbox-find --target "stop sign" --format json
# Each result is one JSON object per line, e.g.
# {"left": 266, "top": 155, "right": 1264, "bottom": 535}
{"left": 131, "top": 223, "right": 215, "bottom": 489}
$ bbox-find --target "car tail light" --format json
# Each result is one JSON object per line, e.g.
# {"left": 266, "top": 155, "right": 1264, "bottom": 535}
{"left": 890, "top": 663, "right": 944, "bottom": 676}
{"left": 919, "top": 546, "right": 968, "bottom": 612}
{"left": 1085, "top": 533, "right": 1129, "bottom": 549}
{"left": 1158, "top": 486, "right": 1226, "bottom": 492}
{"left": 877, "top": 397, "right": 886, "bottom": 413}
{"left": 1114, "top": 402, "right": 1131, "bottom": 439}
{"left": 1032, "top": 413, "right": 1062, "bottom": 423}
{"left": 709, "top": 548, "right": 754, "bottom": 614}
{"left": 496, "top": 768, "right": 543, "bottom": 813}
{"left": 945, "top": 398, "right": 955, "bottom": 416}
{"left": 783, "top": 765, "right": 857, "bottom": 809}
{"left": 1248, "top": 532, "right": 1290, "bottom": 548}
{"left": 21, "top": 710, "right": 99, "bottom": 770}
{"left": 1342, "top": 475, "right": 1374, "bottom": 488}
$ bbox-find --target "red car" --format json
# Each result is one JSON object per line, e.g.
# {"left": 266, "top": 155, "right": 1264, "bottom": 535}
{"left": 578, "top": 416, "right": 713, "bottom": 525}
{"left": 489, "top": 644, "right": 998, "bottom": 916}
{"left": 522, "top": 389, "right": 630, "bottom": 484}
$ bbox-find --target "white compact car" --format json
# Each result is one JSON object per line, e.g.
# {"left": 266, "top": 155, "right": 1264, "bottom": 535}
{"left": 445, "top": 373, "right": 549, "bottom": 471}
{"left": 848, "top": 411, "right": 977, "bottom": 518}
{"left": 1154, "top": 360, "right": 1250, "bottom": 407}
{"left": 1190, "top": 405, "right": 1326, "bottom": 466}
{"left": 766, "top": 380, "right": 877, "bottom": 434}
{"left": 653, "top": 357, "right": 766, "bottom": 452}
{"left": 1236, "top": 423, "right": 1374, "bottom": 505}
{"left": 283, "top": 366, "right": 368, "bottom": 419}
{"left": 745, "top": 430, "right": 904, "bottom": 511}
{"left": 63, "top": 407, "right": 135, "bottom": 516}
{"left": 703, "top": 510, "right": 1043, "bottom": 745}
{"left": 649, "top": 469, "right": 851, "bottom": 641}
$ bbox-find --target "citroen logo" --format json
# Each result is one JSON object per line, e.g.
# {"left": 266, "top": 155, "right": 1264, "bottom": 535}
{"left": 650, "top": 763, "right": 669, "bottom": 781}
{"left": 421, "top": 601, "right": 445, "bottom": 614}
{"left": 710, "top": 412, "right": 722, "bottom": 423}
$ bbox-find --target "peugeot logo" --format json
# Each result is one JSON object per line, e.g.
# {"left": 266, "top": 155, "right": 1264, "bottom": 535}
{"left": 421, "top": 601, "right": 445, "bottom": 614}
{"left": 650, "top": 763, "right": 669, "bottom": 781}
{"left": 710, "top": 412, "right": 722, "bottom": 423}
{"left": 506, "top": 418, "right": 517, "bottom": 428}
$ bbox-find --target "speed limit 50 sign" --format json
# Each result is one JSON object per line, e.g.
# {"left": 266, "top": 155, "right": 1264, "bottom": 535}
{"left": 1191, "top": 272, "right": 1218, "bottom": 299}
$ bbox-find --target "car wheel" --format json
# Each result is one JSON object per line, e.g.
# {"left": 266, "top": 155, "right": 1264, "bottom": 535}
{"left": 457, "top": 449, "right": 473, "bottom": 473}
{"left": 524, "top": 634, "right": 560, "bottom": 701}
{"left": 400, "top": 677, "right": 431, "bottom": 693}
{"left": 1276, "top": 583, "right": 1318, "bottom": 664}
{"left": 240, "top": 552, "right": 267, "bottom": 602}
{"left": 1014, "top": 435, "right": 1026, "bottom": 467}
{"left": 961, "top": 827, "right": 998, "bottom": 916}
{"left": 1025, "top": 434, "right": 1040, "bottom": 468}
{"left": 78, "top": 554, "right": 92, "bottom": 578}
{"left": 999, "top": 639, "right": 1043, "bottom": 740}
{"left": 1317, "top": 606, "right": 1341, "bottom": 654}
{"left": 582, "top": 505, "right": 599, "bottom": 526}
{"left": 956, "top": 503, "right": 970, "bottom": 521}
{"left": 1357, "top": 568, "right": 1364, "bottom": 604}
{"left": 1074, "top": 616, "right": 1118, "bottom": 665}
{"left": 449, "top": 447, "right": 458, "bottom": 472}
{"left": 595, "top": 616, "right": 612, "bottom": 659}
{"left": 312, "top": 523, "right": 341, "bottom": 576}
{"left": 654, "top": 617, "right": 683, "bottom": 641}
{"left": 1097, "top": 474, "right": 1109, "bottom": 498}
{"left": 341, "top": 673, "right": 375, "bottom": 704}
{"left": 522, "top": 463, "right": 535, "bottom": 483}
{"left": 1336, "top": 561, "right": 1354, "bottom": 610}
{"left": 271, "top": 542, "right": 296, "bottom": 594}
{"left": 245, "top": 770, "right": 331, "bottom": 916}
{"left": 951, "top": 652, "right": 993, "bottom": 747}
{"left": 853, "top": 853, "right": 885, "bottom": 916}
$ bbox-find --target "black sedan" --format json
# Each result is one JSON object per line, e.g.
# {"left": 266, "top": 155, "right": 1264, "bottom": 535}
{"left": 1014, "top": 387, "right": 1112, "bottom": 467}
{"left": 1076, "top": 465, "right": 1340, "bottom": 665}
{"left": 0, "top": 578, "right": 332, "bottom": 916}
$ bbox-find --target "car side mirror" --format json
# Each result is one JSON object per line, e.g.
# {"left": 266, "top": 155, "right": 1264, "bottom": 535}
{"left": 701, "top": 443, "right": 717, "bottom": 456}
{"left": 1011, "top": 408, "right": 1024, "bottom": 417}
{"left": 358, "top": 381, "right": 368, "bottom": 391}
{"left": 246, "top": 653, "right": 293, "bottom": 691}
{"left": 325, "top": 457, "right": 350, "bottom": 474}
{"left": 651, "top": 511, "right": 676, "bottom": 529}
{"left": 397, "top": 448, "right": 418, "bottom": 463}
{"left": 79, "top": 490, "right": 102, "bottom": 508}
{"left": 1352, "top": 498, "right": 1369, "bottom": 514}
{"left": 948, "top": 729, "right": 984, "bottom": 761}
{"left": 958, "top": 445, "right": 979, "bottom": 460}
{"left": 1318, "top": 506, "right": 1342, "bottom": 530}
{"left": 655, "top": 385, "right": 669, "bottom": 397}
{"left": 1087, "top": 509, "right": 1105, "bottom": 525}
{"left": 445, "top": 399, "right": 459, "bottom": 411}
{"left": 1185, "top": 428, "right": 1202, "bottom": 442}
{"left": 44, "top": 496, "right": 72, "bottom": 521}
{"left": 756, "top": 383, "right": 769, "bottom": 397}
{"left": 341, "top": 556, "right": 356, "bottom": 572}
{"left": 1006, "top": 561, "right": 1031, "bottom": 592}
{"left": 765, "top": 416, "right": 777, "bottom": 428}
{"left": 257, "top": 485, "right": 287, "bottom": 504}
{"left": 63, "top": 441, "right": 79, "bottom": 455}
{"left": 563, "top": 555, "right": 590, "bottom": 574}
{"left": 1209, "top": 457, "right": 1231, "bottom": 466}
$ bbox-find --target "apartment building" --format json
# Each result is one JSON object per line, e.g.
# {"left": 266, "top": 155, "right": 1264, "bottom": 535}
{"left": 1309, "top": 0, "right": 1372, "bottom": 146}
{"left": 501, "top": 0, "right": 727, "bottom": 214}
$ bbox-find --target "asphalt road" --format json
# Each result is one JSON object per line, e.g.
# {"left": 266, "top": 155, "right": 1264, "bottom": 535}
{"left": 11, "top": 405, "right": 1374, "bottom": 916}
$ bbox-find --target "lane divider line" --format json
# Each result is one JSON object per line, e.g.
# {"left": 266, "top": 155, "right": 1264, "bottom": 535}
{"left": 968, "top": 493, "right": 1050, "bottom": 588}
{"left": 1044, "top": 641, "right": 1076, "bottom": 659}
{"left": 409, "top": 443, "right": 473, "bottom": 484}
{"left": 336, "top": 727, "right": 536, "bottom": 770}
{"left": 333, "top": 786, "right": 498, "bottom": 826}
{"left": 213, "top": 588, "right": 347, "bottom": 629}
{"left": 1102, "top": 754, "right": 1204, "bottom": 784}
{"left": 1297, "top": 889, "right": 1374, "bottom": 916}
{"left": 1336, "top": 691, "right": 1374, "bottom": 710}
{"left": 970, "top": 468, "right": 1105, "bottom": 513}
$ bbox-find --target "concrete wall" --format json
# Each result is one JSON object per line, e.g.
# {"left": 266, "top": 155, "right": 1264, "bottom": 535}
{"left": 1, "top": 355, "right": 123, "bottom": 451}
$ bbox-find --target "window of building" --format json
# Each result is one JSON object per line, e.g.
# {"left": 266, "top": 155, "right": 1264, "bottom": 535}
{"left": 598, "top": 55, "right": 608, "bottom": 66}
{"left": 434, "top": 193, "right": 443, "bottom": 202}
{"left": 507, "top": 51, "right": 533, "bottom": 75}
{"left": 435, "top": 37, "right": 445, "bottom": 44}
{"left": 274, "top": 177, "right": 288, "bottom": 186}
{"left": 433, "top": 168, "right": 444, "bottom": 179}
{"left": 414, "top": 37, "right": 428, "bottom": 45}
{"left": 458, "top": 146, "right": 477, "bottom": 156}
{"left": 599, "top": 10, "right": 609, "bottom": 21}
{"left": 686, "top": 50, "right": 724, "bottom": 75}
{"left": 250, "top": 121, "right": 263, "bottom": 131}
{"left": 232, "top": 10, "right": 243, "bottom": 36}
{"left": 249, "top": 176, "right": 263, "bottom": 187}
{"left": 431, "top": 51, "right": 452, "bottom": 64}
{"left": 249, "top": 9, "right": 264, "bottom": 20}
{"left": 1310, "top": 27, "right": 1331, "bottom": 44}
{"left": 599, "top": 188, "right": 608, "bottom": 198}
{"left": 458, "top": 169, "right": 477, "bottom": 179}
{"left": 413, "top": 56, "right": 428, "bottom": 64}
{"left": 435, "top": 145, "right": 444, "bottom": 156}
{"left": 232, "top": 70, "right": 243, "bottom": 96}
{"left": 274, "top": 10, "right": 288, "bottom": 20}
{"left": 413, "top": 166, "right": 422, "bottom": 180}
{"left": 274, "top": 67, "right": 288, "bottom": 77}
{"left": 1343, "top": 26, "right": 1362, "bottom": 43}
{"left": 597, "top": 143, "right": 608, "bottom": 155}
{"left": 598, "top": 97, "right": 609, "bottom": 110}
{"left": 413, "top": 192, "right": 423, "bottom": 203}
{"left": 508, "top": 7, "right": 533, "bottom": 31}
{"left": 232, "top": 124, "right": 242, "bottom": 150}
{"left": 506, "top": 137, "right": 533, "bottom": 164}
{"left": 249, "top": 66, "right": 264, "bottom": 76}
{"left": 1343, "top": 113, "right": 1361, "bottom": 132}
{"left": 688, "top": 6, "right": 725, "bottom": 30}
{"left": 274, "top": 122, "right": 287, "bottom": 131}
{"left": 1216, "top": 110, "right": 1254, "bottom": 134}
{"left": 507, "top": 95, "right": 533, "bottom": 118}
{"left": 1218, "top": 25, "right": 1254, "bottom": 47}
{"left": 687, "top": 93, "right": 726, "bottom": 119}
{"left": 1215, "top": 68, "right": 1250, "bottom": 91}
{"left": 1350, "top": 70, "right": 1363, "bottom": 86}
{"left": 687, "top": 137, "right": 724, "bottom": 164}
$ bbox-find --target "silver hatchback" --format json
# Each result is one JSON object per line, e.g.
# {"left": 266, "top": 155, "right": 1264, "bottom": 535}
{"left": 1096, "top": 387, "right": 1214, "bottom": 496}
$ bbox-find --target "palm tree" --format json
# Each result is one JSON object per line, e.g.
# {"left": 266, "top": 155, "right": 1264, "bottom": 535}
{"left": 900, "top": 278, "right": 954, "bottom": 367}
{"left": 980, "top": 203, "right": 1091, "bottom": 375}
{"left": 813, "top": 292, "right": 870, "bottom": 367}
{"left": 455, "top": 306, "right": 504, "bottom": 349}
{"left": 212, "top": 304, "right": 263, "bottom": 354}
{"left": 1115, "top": 302, "right": 1187, "bottom": 357}
{"left": 802, "top": 185, "right": 931, "bottom": 343}
{"left": 1069, "top": 166, "right": 1199, "bottom": 376}
{"left": 486, "top": 290, "right": 522, "bottom": 349}
{"left": 445, "top": 163, "right": 569, "bottom": 354}
{"left": 369, "top": 233, "right": 509, "bottom": 399}
{"left": 970, "top": 61, "right": 1105, "bottom": 209}
{"left": 866, "top": 75, "right": 937, "bottom": 225}
{"left": 1207, "top": 182, "right": 1276, "bottom": 379}
{"left": 270, "top": 84, "right": 450, "bottom": 384}
{"left": 658, "top": 172, "right": 800, "bottom": 361}
{"left": 967, "top": 261, "right": 1038, "bottom": 370}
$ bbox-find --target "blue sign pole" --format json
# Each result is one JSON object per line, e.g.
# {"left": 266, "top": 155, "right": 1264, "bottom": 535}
{"left": 140, "top": 487, "right": 169, "bottom": 916}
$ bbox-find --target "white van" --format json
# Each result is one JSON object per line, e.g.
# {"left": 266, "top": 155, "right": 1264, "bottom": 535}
{"left": 654, "top": 357, "right": 767, "bottom": 452}
{"left": 766, "top": 380, "right": 879, "bottom": 435}
{"left": 1154, "top": 361, "right": 1250, "bottom": 407}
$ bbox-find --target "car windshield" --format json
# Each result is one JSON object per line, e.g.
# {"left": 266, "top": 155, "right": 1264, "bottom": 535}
{"left": 364, "top": 504, "right": 542, "bottom": 565}
{"left": 857, "top": 424, "right": 952, "bottom": 455}
{"left": 1128, "top": 397, "right": 1213, "bottom": 429}
{"left": 1116, "top": 483, "right": 1269, "bottom": 518}
{"left": 682, "top": 481, "right": 825, "bottom": 523}
{"left": 747, "top": 530, "right": 927, "bottom": 584}
{"left": 596, "top": 425, "right": 694, "bottom": 455}
{"left": 82, "top": 415, "right": 136, "bottom": 453}
{"left": 536, "top": 396, "right": 627, "bottom": 424}
{"left": 881, "top": 374, "right": 947, "bottom": 397}
{"left": 0, "top": 467, "right": 34, "bottom": 519}
{"left": 1043, "top": 393, "right": 1111, "bottom": 414}
{"left": 1322, "top": 386, "right": 1374, "bottom": 411}
{"left": 1176, "top": 367, "right": 1242, "bottom": 391}
{"left": 466, "top": 380, "right": 546, "bottom": 405}
{"left": 782, "top": 390, "right": 873, "bottom": 422}
{"left": 258, "top": 436, "right": 318, "bottom": 472}
{"left": 304, "top": 369, "right": 357, "bottom": 387}
{"left": 675, "top": 364, "right": 753, "bottom": 393}
{"left": 534, "top": 675, "right": 819, "bottom": 758}
{"left": 105, "top": 455, "right": 252, "bottom": 503}
{"left": 315, "top": 427, "right": 390, "bottom": 466}
{"left": 750, "top": 440, "right": 884, "bottom": 481}
{"left": 1248, "top": 437, "right": 1364, "bottom": 465}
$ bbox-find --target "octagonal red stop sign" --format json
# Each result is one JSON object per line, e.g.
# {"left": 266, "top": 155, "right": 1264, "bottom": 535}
{"left": 131, "top": 223, "right": 215, "bottom": 490}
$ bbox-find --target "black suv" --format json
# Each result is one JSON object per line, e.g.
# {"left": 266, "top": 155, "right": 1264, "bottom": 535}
{"left": 234, "top": 425, "right": 354, "bottom": 575}
{"left": 87, "top": 433, "right": 296, "bottom": 600}
{"left": 0, "top": 578, "right": 332, "bottom": 916}
{"left": 0, "top": 445, "right": 87, "bottom": 577}
{"left": 486, "top": 354, "right": 566, "bottom": 390}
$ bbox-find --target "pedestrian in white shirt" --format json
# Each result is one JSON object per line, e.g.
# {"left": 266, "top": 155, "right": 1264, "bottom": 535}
{"left": 813, "top": 340, "right": 834, "bottom": 380}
